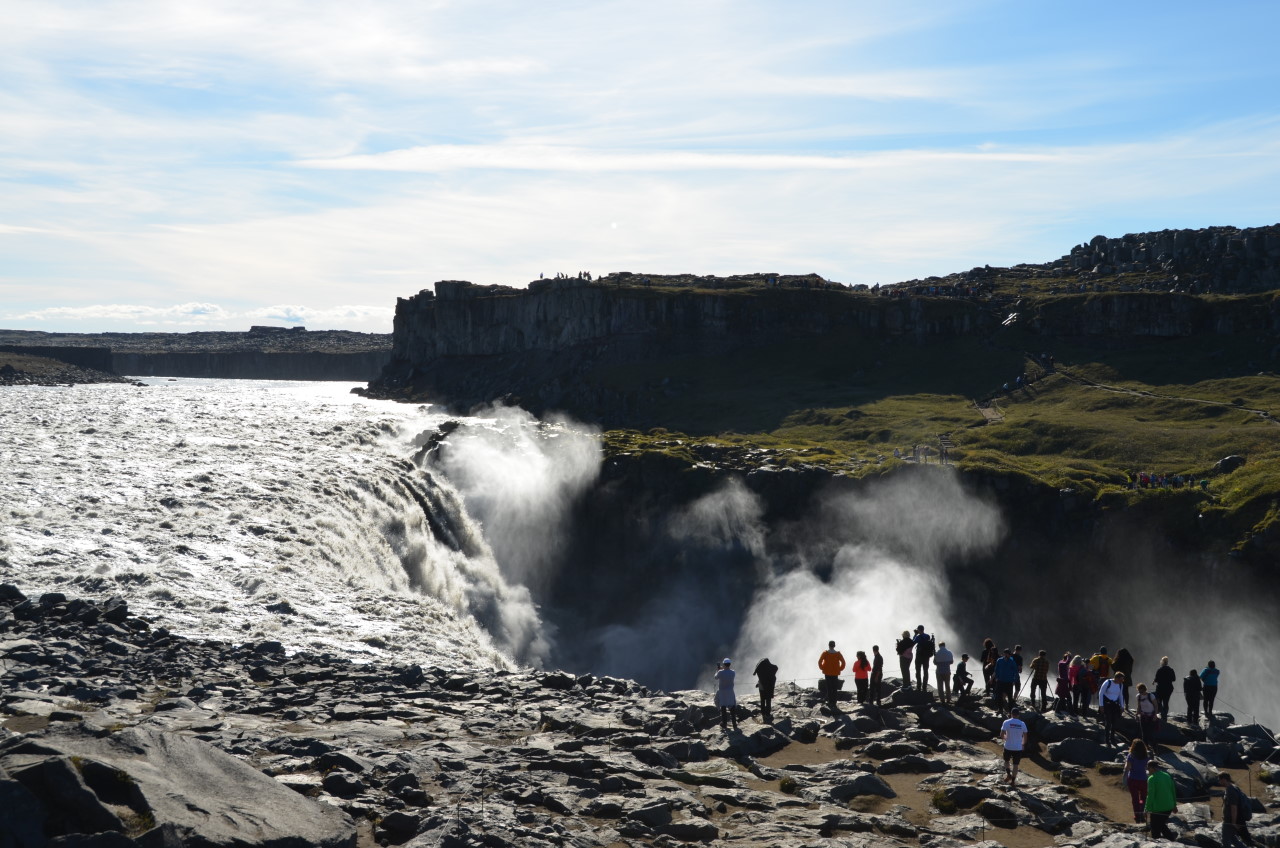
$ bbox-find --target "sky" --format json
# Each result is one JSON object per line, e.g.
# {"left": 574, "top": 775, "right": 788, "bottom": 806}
{"left": 3, "top": 1, "right": 1279, "bottom": 333}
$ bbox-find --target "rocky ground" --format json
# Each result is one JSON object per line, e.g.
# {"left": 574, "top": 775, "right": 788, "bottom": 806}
{"left": 2, "top": 586, "right": 1277, "bottom": 848}
{"left": 0, "top": 353, "right": 136, "bottom": 387}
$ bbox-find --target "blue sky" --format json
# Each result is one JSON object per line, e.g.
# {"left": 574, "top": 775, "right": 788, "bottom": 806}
{"left": 3, "top": 1, "right": 1279, "bottom": 333}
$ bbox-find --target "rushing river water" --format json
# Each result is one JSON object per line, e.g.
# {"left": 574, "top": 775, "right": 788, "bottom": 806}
{"left": 0, "top": 378, "right": 580, "bottom": 670}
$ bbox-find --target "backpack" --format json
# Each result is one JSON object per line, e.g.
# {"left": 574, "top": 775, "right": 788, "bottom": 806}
{"left": 1232, "top": 786, "right": 1252, "bottom": 822}
{"left": 920, "top": 636, "right": 936, "bottom": 658}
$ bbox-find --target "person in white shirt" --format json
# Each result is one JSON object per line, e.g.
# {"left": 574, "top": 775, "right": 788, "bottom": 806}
{"left": 933, "top": 641, "right": 955, "bottom": 704}
{"left": 1000, "top": 706, "right": 1029, "bottom": 785}
{"left": 1098, "top": 672, "right": 1128, "bottom": 746}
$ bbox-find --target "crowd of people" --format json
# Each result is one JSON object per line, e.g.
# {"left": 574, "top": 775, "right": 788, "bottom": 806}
{"left": 710, "top": 635, "right": 1227, "bottom": 736}
{"left": 706, "top": 633, "right": 1250, "bottom": 843}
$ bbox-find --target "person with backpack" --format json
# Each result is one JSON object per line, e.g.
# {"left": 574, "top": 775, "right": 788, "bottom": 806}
{"left": 912, "top": 626, "right": 935, "bottom": 692}
{"left": 1219, "top": 773, "right": 1254, "bottom": 848}
{"left": 1184, "top": 667, "right": 1203, "bottom": 724}
{"left": 1028, "top": 649, "right": 1050, "bottom": 712}
{"left": 1090, "top": 647, "right": 1113, "bottom": 681}
{"left": 1135, "top": 683, "right": 1160, "bottom": 745}
{"left": 895, "top": 631, "right": 914, "bottom": 691}
{"left": 753, "top": 657, "right": 778, "bottom": 722}
{"left": 994, "top": 648, "right": 1020, "bottom": 713}
{"left": 1099, "top": 672, "right": 1128, "bottom": 747}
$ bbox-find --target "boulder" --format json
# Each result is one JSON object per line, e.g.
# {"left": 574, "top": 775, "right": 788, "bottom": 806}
{"left": 0, "top": 726, "right": 354, "bottom": 848}
{"left": 1047, "top": 737, "right": 1116, "bottom": 766}
{"left": 828, "top": 773, "right": 896, "bottom": 801}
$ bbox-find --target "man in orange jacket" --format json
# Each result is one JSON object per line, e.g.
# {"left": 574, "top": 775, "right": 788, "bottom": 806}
{"left": 819, "top": 641, "right": 846, "bottom": 713}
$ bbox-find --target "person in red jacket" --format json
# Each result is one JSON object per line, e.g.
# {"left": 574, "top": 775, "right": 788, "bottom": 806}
{"left": 818, "top": 641, "right": 846, "bottom": 713}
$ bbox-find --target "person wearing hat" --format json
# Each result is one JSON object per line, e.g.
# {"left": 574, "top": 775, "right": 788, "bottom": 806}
{"left": 1000, "top": 706, "right": 1028, "bottom": 786}
{"left": 714, "top": 658, "right": 738, "bottom": 730}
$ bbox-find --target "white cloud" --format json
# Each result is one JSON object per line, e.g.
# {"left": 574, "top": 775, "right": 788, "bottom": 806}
{"left": 299, "top": 144, "right": 1056, "bottom": 173}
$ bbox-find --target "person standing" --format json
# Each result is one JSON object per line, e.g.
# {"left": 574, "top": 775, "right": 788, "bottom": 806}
{"left": 714, "top": 659, "right": 738, "bottom": 730}
{"left": 1099, "top": 672, "right": 1128, "bottom": 746}
{"left": 1070, "top": 655, "right": 1091, "bottom": 715}
{"left": 1055, "top": 651, "right": 1073, "bottom": 712}
{"left": 1145, "top": 761, "right": 1177, "bottom": 840}
{"left": 818, "top": 641, "right": 846, "bottom": 713}
{"left": 1090, "top": 647, "right": 1113, "bottom": 681}
{"left": 1000, "top": 706, "right": 1029, "bottom": 786}
{"left": 1114, "top": 648, "right": 1135, "bottom": 705}
{"left": 870, "top": 645, "right": 884, "bottom": 705}
{"left": 912, "top": 626, "right": 934, "bottom": 692}
{"left": 1135, "top": 683, "right": 1160, "bottom": 744}
{"left": 896, "top": 631, "right": 914, "bottom": 691}
{"left": 994, "top": 649, "right": 1019, "bottom": 712}
{"left": 1200, "top": 661, "right": 1220, "bottom": 721}
{"left": 1184, "top": 667, "right": 1203, "bottom": 724}
{"left": 1123, "top": 739, "right": 1150, "bottom": 823}
{"left": 1153, "top": 657, "right": 1176, "bottom": 722}
{"left": 852, "top": 650, "right": 872, "bottom": 704}
{"left": 980, "top": 638, "right": 999, "bottom": 696}
{"left": 1029, "top": 649, "right": 1050, "bottom": 712}
{"left": 933, "top": 641, "right": 954, "bottom": 704}
{"left": 753, "top": 657, "right": 778, "bottom": 721}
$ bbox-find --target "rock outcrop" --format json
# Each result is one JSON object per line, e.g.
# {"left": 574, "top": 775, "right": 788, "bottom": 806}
{"left": 3, "top": 585, "right": 1277, "bottom": 848}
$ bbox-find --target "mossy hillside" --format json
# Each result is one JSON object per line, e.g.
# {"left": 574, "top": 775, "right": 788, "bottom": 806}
{"left": 598, "top": 327, "right": 1280, "bottom": 555}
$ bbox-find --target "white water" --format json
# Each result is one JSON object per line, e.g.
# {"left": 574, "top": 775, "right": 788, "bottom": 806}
{"left": 0, "top": 379, "right": 576, "bottom": 669}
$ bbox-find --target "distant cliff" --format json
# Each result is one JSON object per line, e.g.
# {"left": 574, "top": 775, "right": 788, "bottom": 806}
{"left": 0, "top": 328, "right": 392, "bottom": 381}
{"left": 367, "top": 279, "right": 993, "bottom": 420}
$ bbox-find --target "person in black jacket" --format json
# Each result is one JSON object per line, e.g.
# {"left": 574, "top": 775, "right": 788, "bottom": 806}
{"left": 895, "top": 631, "right": 914, "bottom": 691}
{"left": 1184, "top": 668, "right": 1203, "bottom": 724}
{"left": 1153, "top": 656, "right": 1177, "bottom": 722}
{"left": 753, "top": 657, "right": 778, "bottom": 721}
{"left": 870, "top": 645, "right": 884, "bottom": 705}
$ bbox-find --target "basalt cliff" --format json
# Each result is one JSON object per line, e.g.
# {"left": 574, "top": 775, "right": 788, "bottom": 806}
{"left": 365, "top": 224, "right": 1280, "bottom": 427}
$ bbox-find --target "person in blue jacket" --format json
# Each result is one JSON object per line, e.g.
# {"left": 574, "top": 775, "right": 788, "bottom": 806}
{"left": 994, "top": 648, "right": 1020, "bottom": 713}
{"left": 1200, "top": 660, "right": 1221, "bottom": 721}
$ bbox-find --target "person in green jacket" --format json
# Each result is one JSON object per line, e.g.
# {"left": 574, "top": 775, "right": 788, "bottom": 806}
{"left": 1145, "top": 761, "right": 1177, "bottom": 840}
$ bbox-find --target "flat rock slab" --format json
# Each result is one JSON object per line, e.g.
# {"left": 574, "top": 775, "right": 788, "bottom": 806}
{"left": 0, "top": 725, "right": 355, "bottom": 848}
